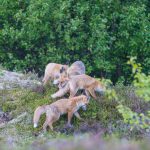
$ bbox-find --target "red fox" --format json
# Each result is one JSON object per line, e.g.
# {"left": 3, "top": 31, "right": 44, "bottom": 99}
{"left": 51, "top": 74, "right": 106, "bottom": 99}
{"left": 42, "top": 63, "right": 68, "bottom": 86}
{"left": 53, "top": 61, "right": 85, "bottom": 86}
{"left": 33, "top": 95, "right": 89, "bottom": 131}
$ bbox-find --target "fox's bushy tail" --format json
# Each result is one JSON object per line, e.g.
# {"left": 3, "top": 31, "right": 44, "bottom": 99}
{"left": 33, "top": 105, "right": 46, "bottom": 128}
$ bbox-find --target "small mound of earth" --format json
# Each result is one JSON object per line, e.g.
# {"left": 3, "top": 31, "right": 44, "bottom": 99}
{"left": 31, "top": 85, "right": 45, "bottom": 94}
{"left": 0, "top": 70, "right": 42, "bottom": 90}
{"left": 58, "top": 121, "right": 105, "bottom": 135}
{"left": 0, "top": 110, "right": 11, "bottom": 125}
{"left": 77, "top": 121, "right": 104, "bottom": 134}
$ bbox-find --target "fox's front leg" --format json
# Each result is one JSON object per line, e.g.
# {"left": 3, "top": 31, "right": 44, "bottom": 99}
{"left": 51, "top": 84, "right": 69, "bottom": 99}
{"left": 66, "top": 111, "right": 74, "bottom": 128}
{"left": 74, "top": 112, "right": 83, "bottom": 120}
{"left": 48, "top": 114, "right": 60, "bottom": 131}
{"left": 69, "top": 87, "right": 78, "bottom": 98}
{"left": 88, "top": 88, "right": 97, "bottom": 99}
{"left": 48, "top": 122, "right": 53, "bottom": 131}
{"left": 85, "top": 90, "right": 91, "bottom": 100}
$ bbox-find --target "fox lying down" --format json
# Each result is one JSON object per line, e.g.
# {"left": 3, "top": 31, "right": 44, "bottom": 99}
{"left": 33, "top": 95, "right": 89, "bottom": 131}
{"left": 52, "top": 74, "right": 106, "bottom": 99}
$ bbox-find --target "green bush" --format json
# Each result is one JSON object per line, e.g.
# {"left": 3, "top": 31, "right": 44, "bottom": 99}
{"left": 117, "top": 58, "right": 150, "bottom": 131}
{"left": 0, "top": 0, "right": 149, "bottom": 83}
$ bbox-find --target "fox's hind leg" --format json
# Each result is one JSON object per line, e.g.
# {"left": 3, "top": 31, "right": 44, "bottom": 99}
{"left": 48, "top": 114, "right": 60, "bottom": 131}
{"left": 43, "top": 120, "right": 49, "bottom": 132}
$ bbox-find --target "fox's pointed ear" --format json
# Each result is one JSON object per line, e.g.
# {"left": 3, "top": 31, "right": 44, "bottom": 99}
{"left": 60, "top": 66, "right": 65, "bottom": 73}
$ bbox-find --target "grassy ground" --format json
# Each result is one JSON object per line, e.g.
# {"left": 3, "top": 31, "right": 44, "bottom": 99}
{"left": 0, "top": 79, "right": 150, "bottom": 149}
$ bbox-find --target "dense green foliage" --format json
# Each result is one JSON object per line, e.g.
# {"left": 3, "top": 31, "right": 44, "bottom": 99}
{"left": 0, "top": 0, "right": 150, "bottom": 83}
{"left": 117, "top": 58, "right": 150, "bottom": 130}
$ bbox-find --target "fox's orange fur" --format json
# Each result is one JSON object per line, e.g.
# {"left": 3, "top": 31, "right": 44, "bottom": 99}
{"left": 33, "top": 95, "right": 89, "bottom": 131}
{"left": 51, "top": 74, "right": 106, "bottom": 99}
{"left": 42, "top": 63, "right": 68, "bottom": 86}
{"left": 53, "top": 61, "right": 85, "bottom": 86}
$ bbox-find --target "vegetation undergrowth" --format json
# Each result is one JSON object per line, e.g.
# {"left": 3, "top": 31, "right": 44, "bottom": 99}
{"left": 0, "top": 58, "right": 150, "bottom": 149}
{"left": 0, "top": 82, "right": 149, "bottom": 141}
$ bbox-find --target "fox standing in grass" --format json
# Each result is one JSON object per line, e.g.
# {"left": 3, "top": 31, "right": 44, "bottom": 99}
{"left": 52, "top": 74, "right": 106, "bottom": 99}
{"left": 33, "top": 95, "right": 89, "bottom": 131}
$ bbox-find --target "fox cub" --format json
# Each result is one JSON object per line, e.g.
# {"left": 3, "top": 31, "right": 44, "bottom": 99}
{"left": 33, "top": 95, "right": 89, "bottom": 131}
{"left": 53, "top": 61, "right": 85, "bottom": 85}
{"left": 42, "top": 63, "right": 68, "bottom": 86}
{"left": 52, "top": 74, "right": 106, "bottom": 99}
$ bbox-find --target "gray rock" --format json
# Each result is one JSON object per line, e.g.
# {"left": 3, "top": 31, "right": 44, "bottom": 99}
{"left": 0, "top": 112, "right": 28, "bottom": 128}
{"left": 0, "top": 70, "right": 42, "bottom": 90}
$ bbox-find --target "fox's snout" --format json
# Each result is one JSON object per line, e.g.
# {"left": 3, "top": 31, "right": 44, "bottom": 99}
{"left": 95, "top": 84, "right": 106, "bottom": 94}
{"left": 81, "top": 105, "right": 87, "bottom": 111}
